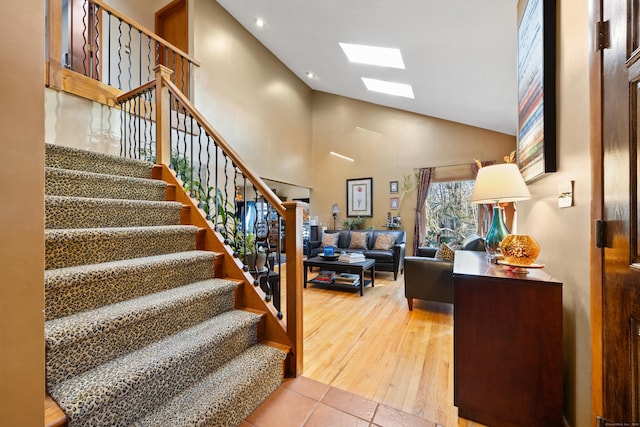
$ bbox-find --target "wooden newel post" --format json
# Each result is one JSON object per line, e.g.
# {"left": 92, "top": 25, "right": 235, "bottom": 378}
{"left": 154, "top": 64, "right": 174, "bottom": 166}
{"left": 283, "top": 201, "right": 304, "bottom": 377}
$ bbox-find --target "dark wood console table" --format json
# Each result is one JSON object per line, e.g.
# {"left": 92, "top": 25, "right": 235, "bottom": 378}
{"left": 452, "top": 250, "right": 563, "bottom": 427}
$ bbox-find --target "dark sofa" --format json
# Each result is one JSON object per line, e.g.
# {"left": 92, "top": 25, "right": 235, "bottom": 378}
{"left": 404, "top": 233, "right": 485, "bottom": 310}
{"left": 308, "top": 229, "right": 406, "bottom": 280}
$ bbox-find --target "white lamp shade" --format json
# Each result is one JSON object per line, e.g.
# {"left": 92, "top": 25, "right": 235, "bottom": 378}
{"left": 331, "top": 203, "right": 341, "bottom": 214}
{"left": 470, "top": 163, "right": 531, "bottom": 204}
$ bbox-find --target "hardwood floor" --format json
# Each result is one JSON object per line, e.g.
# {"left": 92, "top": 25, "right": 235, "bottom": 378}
{"left": 278, "top": 266, "right": 485, "bottom": 427}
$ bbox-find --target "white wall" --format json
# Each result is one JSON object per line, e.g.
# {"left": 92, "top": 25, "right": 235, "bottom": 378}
{"left": 45, "top": 88, "right": 122, "bottom": 155}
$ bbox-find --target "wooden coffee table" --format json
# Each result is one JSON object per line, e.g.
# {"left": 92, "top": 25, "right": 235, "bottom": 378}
{"left": 303, "top": 256, "right": 375, "bottom": 296}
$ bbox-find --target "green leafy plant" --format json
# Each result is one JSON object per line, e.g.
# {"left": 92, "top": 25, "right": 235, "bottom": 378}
{"left": 343, "top": 216, "right": 366, "bottom": 230}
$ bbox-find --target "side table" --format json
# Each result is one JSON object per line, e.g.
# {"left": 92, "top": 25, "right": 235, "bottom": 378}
{"left": 452, "top": 250, "right": 563, "bottom": 427}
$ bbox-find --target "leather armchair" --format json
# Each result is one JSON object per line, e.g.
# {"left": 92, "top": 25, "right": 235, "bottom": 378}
{"left": 404, "top": 234, "right": 485, "bottom": 310}
{"left": 404, "top": 256, "right": 454, "bottom": 309}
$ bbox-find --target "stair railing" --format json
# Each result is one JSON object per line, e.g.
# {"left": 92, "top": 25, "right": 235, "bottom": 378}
{"left": 116, "top": 66, "right": 304, "bottom": 376}
{"left": 47, "top": 0, "right": 199, "bottom": 103}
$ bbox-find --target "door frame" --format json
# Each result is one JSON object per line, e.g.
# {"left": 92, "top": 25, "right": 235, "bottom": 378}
{"left": 588, "top": 0, "right": 604, "bottom": 425}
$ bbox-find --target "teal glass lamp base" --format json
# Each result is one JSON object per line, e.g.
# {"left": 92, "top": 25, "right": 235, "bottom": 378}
{"left": 485, "top": 206, "right": 510, "bottom": 261}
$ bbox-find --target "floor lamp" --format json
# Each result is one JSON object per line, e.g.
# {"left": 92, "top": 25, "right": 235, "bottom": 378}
{"left": 331, "top": 204, "right": 340, "bottom": 229}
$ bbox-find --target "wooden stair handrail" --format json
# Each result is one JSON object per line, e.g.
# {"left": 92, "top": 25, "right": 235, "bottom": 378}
{"left": 89, "top": 0, "right": 200, "bottom": 68}
{"left": 161, "top": 75, "right": 285, "bottom": 217}
{"left": 115, "top": 80, "right": 157, "bottom": 103}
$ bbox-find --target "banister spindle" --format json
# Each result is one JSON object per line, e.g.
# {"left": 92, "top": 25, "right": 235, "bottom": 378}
{"left": 117, "top": 19, "right": 122, "bottom": 89}
{"left": 107, "top": 12, "right": 112, "bottom": 86}
{"left": 146, "top": 37, "right": 152, "bottom": 83}
{"left": 223, "top": 153, "right": 231, "bottom": 243}
{"left": 189, "top": 114, "right": 194, "bottom": 198}
{"left": 92, "top": 3, "right": 100, "bottom": 81}
{"left": 138, "top": 30, "right": 142, "bottom": 87}
{"left": 205, "top": 134, "right": 212, "bottom": 220}
{"left": 126, "top": 23, "right": 132, "bottom": 91}
{"left": 81, "top": 0, "right": 88, "bottom": 77}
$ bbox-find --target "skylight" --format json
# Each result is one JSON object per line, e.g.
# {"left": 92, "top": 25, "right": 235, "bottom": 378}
{"left": 361, "top": 78, "right": 414, "bottom": 99}
{"left": 339, "top": 43, "right": 405, "bottom": 69}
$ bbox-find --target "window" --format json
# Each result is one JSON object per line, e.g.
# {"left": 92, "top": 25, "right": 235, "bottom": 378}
{"left": 424, "top": 180, "right": 478, "bottom": 246}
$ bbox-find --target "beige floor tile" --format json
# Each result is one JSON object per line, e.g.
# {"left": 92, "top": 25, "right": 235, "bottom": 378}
{"left": 281, "top": 376, "right": 330, "bottom": 401}
{"left": 245, "top": 387, "right": 318, "bottom": 427}
{"left": 373, "top": 404, "right": 437, "bottom": 427}
{"left": 304, "top": 403, "right": 371, "bottom": 427}
{"left": 321, "top": 387, "right": 379, "bottom": 421}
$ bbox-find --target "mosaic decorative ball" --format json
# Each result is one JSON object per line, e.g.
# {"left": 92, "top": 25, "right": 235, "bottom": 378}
{"left": 500, "top": 234, "right": 540, "bottom": 265}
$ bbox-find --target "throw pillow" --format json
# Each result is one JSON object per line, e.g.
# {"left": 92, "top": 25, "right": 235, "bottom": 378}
{"left": 349, "top": 231, "right": 369, "bottom": 249}
{"left": 321, "top": 232, "right": 339, "bottom": 247}
{"left": 435, "top": 242, "right": 459, "bottom": 261}
{"left": 373, "top": 233, "right": 397, "bottom": 250}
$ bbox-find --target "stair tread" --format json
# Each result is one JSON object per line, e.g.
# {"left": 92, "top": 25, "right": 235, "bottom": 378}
{"left": 46, "top": 279, "right": 239, "bottom": 388}
{"left": 46, "top": 278, "right": 238, "bottom": 347}
{"left": 45, "top": 167, "right": 167, "bottom": 201}
{"left": 131, "top": 344, "right": 286, "bottom": 427}
{"left": 45, "top": 250, "right": 217, "bottom": 278}
{"left": 50, "top": 310, "right": 262, "bottom": 421}
{"left": 45, "top": 195, "right": 183, "bottom": 229}
{"left": 45, "top": 143, "right": 155, "bottom": 178}
{"left": 45, "top": 166, "right": 165, "bottom": 187}
{"left": 45, "top": 225, "right": 198, "bottom": 269}
{"left": 45, "top": 250, "right": 220, "bottom": 320}
{"left": 45, "top": 194, "right": 182, "bottom": 208}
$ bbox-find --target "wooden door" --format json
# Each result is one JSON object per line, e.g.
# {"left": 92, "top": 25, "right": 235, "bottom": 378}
{"left": 599, "top": 0, "right": 640, "bottom": 424}
{"left": 155, "top": 0, "right": 189, "bottom": 96}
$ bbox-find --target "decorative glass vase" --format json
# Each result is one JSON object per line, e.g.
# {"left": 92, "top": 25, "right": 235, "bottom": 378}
{"left": 485, "top": 206, "right": 510, "bottom": 259}
{"left": 500, "top": 234, "right": 540, "bottom": 266}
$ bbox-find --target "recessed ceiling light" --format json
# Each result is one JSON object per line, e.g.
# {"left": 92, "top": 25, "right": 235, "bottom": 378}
{"left": 361, "top": 78, "right": 415, "bottom": 99}
{"left": 330, "top": 151, "right": 354, "bottom": 162}
{"left": 339, "top": 43, "right": 405, "bottom": 69}
{"left": 255, "top": 18, "right": 265, "bottom": 27}
{"left": 306, "top": 71, "right": 316, "bottom": 79}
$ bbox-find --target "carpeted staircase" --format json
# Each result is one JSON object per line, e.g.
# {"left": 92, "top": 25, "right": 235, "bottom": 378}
{"left": 44, "top": 143, "right": 286, "bottom": 427}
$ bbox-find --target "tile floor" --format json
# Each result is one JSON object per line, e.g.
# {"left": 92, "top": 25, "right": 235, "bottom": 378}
{"left": 243, "top": 376, "right": 442, "bottom": 427}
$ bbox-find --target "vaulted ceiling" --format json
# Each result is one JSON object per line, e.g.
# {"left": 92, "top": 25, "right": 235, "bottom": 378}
{"left": 216, "top": 0, "right": 518, "bottom": 136}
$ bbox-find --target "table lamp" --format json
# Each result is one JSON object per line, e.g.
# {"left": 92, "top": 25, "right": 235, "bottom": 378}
{"left": 331, "top": 203, "right": 340, "bottom": 229}
{"left": 470, "top": 163, "right": 531, "bottom": 260}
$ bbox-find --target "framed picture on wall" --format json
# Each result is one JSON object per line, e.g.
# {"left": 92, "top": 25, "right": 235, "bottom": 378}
{"left": 390, "top": 181, "right": 399, "bottom": 193}
{"left": 346, "top": 177, "right": 373, "bottom": 217}
{"left": 390, "top": 197, "right": 399, "bottom": 210}
{"left": 517, "top": 0, "right": 556, "bottom": 182}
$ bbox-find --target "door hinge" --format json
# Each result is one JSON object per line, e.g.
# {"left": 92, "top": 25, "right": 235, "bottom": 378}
{"left": 596, "top": 220, "right": 607, "bottom": 248}
{"left": 597, "top": 20, "right": 610, "bottom": 50}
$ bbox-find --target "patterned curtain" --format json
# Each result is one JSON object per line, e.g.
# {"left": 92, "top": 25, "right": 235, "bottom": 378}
{"left": 413, "top": 167, "right": 434, "bottom": 256}
{"left": 471, "top": 161, "right": 496, "bottom": 236}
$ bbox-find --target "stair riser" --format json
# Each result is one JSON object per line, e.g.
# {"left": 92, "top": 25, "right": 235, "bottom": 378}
{"left": 46, "top": 198, "right": 181, "bottom": 229}
{"left": 46, "top": 282, "right": 237, "bottom": 388}
{"left": 131, "top": 344, "right": 286, "bottom": 427}
{"left": 46, "top": 143, "right": 154, "bottom": 179}
{"left": 45, "top": 226, "right": 197, "bottom": 269}
{"left": 46, "top": 252, "right": 217, "bottom": 320}
{"left": 56, "top": 318, "right": 260, "bottom": 427}
{"left": 46, "top": 168, "right": 166, "bottom": 201}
